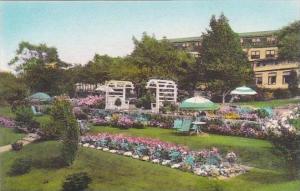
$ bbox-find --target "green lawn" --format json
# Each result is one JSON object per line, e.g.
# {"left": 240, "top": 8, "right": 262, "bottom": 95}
{"left": 0, "top": 106, "right": 14, "bottom": 118}
{"left": 236, "top": 98, "right": 300, "bottom": 108}
{"left": 0, "top": 128, "right": 25, "bottom": 146}
{"left": 1, "top": 141, "right": 299, "bottom": 191}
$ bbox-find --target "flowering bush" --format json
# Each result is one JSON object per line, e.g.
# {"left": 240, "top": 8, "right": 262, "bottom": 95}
{"left": 206, "top": 120, "right": 266, "bottom": 139}
{"left": 224, "top": 113, "right": 240, "bottom": 120}
{"left": 76, "top": 95, "right": 105, "bottom": 108}
{"left": 0, "top": 116, "right": 15, "bottom": 128}
{"left": 91, "top": 118, "right": 109, "bottom": 126}
{"left": 91, "top": 115, "right": 144, "bottom": 129}
{"left": 81, "top": 133, "right": 246, "bottom": 177}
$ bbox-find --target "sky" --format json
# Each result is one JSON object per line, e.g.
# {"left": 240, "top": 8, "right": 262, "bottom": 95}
{"left": 1, "top": 0, "right": 300, "bottom": 71}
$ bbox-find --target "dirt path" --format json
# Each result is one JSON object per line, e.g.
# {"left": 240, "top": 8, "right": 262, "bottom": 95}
{"left": 0, "top": 133, "right": 40, "bottom": 153}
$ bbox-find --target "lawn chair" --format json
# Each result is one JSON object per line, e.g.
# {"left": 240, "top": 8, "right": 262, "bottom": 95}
{"left": 31, "top": 105, "right": 42, "bottom": 116}
{"left": 177, "top": 119, "right": 192, "bottom": 134}
{"left": 173, "top": 119, "right": 183, "bottom": 129}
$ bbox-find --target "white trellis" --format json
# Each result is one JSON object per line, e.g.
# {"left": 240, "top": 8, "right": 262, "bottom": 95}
{"left": 75, "top": 83, "right": 101, "bottom": 92}
{"left": 105, "top": 80, "right": 134, "bottom": 110}
{"left": 146, "top": 79, "right": 177, "bottom": 113}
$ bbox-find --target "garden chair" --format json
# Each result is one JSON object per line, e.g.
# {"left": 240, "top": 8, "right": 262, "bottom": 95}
{"left": 31, "top": 105, "right": 42, "bottom": 116}
{"left": 177, "top": 119, "right": 192, "bottom": 134}
{"left": 173, "top": 119, "right": 183, "bottom": 129}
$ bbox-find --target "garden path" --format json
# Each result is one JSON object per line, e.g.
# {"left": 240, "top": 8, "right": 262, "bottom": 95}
{"left": 0, "top": 133, "right": 40, "bottom": 153}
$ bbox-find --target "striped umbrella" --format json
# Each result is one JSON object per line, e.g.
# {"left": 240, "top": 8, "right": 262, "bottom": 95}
{"left": 230, "top": 86, "right": 257, "bottom": 95}
{"left": 179, "top": 96, "right": 219, "bottom": 111}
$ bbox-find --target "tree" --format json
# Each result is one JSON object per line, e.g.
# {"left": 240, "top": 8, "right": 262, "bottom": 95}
{"left": 277, "top": 20, "right": 300, "bottom": 61}
{"left": 288, "top": 70, "right": 299, "bottom": 96}
{"left": 9, "top": 42, "right": 70, "bottom": 96}
{"left": 51, "top": 99, "right": 79, "bottom": 166}
{"left": 129, "top": 33, "right": 197, "bottom": 94}
{"left": 199, "top": 14, "right": 253, "bottom": 103}
{"left": 0, "top": 72, "right": 28, "bottom": 104}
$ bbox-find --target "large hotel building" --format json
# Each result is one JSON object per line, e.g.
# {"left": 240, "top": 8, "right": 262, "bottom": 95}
{"left": 168, "top": 30, "right": 299, "bottom": 89}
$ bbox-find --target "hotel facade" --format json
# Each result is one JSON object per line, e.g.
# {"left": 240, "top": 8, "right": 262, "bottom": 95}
{"left": 168, "top": 30, "right": 300, "bottom": 89}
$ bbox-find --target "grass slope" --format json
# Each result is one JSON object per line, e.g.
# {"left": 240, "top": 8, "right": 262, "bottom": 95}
{"left": 1, "top": 141, "right": 299, "bottom": 191}
{"left": 0, "top": 128, "right": 25, "bottom": 146}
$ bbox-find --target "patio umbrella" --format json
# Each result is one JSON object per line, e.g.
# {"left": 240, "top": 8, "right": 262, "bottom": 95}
{"left": 179, "top": 96, "right": 219, "bottom": 111}
{"left": 28, "top": 92, "right": 51, "bottom": 102}
{"left": 230, "top": 86, "right": 257, "bottom": 95}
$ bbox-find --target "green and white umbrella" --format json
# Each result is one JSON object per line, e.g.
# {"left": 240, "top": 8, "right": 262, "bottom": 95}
{"left": 179, "top": 96, "right": 219, "bottom": 111}
{"left": 230, "top": 86, "right": 257, "bottom": 95}
{"left": 28, "top": 92, "right": 51, "bottom": 102}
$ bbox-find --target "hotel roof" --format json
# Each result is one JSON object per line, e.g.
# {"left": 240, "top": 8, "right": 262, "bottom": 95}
{"left": 167, "top": 30, "right": 279, "bottom": 43}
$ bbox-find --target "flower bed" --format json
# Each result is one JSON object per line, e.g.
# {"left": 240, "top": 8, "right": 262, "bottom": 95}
{"left": 91, "top": 115, "right": 145, "bottom": 129}
{"left": 206, "top": 119, "right": 266, "bottom": 139}
{"left": 80, "top": 133, "right": 247, "bottom": 177}
{"left": 75, "top": 95, "right": 105, "bottom": 107}
{"left": 0, "top": 116, "right": 15, "bottom": 128}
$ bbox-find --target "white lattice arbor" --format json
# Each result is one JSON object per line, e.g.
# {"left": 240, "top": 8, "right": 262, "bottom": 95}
{"left": 105, "top": 80, "right": 134, "bottom": 110}
{"left": 146, "top": 79, "right": 177, "bottom": 113}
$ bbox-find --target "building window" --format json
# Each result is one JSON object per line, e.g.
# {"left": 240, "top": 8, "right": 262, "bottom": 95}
{"left": 255, "top": 75, "right": 263, "bottom": 85}
{"left": 251, "top": 51, "right": 260, "bottom": 59}
{"left": 268, "top": 72, "right": 277, "bottom": 85}
{"left": 252, "top": 38, "right": 261, "bottom": 42}
{"left": 267, "top": 36, "right": 276, "bottom": 42}
{"left": 282, "top": 71, "right": 291, "bottom": 84}
{"left": 256, "top": 62, "right": 261, "bottom": 67}
{"left": 266, "top": 50, "right": 275, "bottom": 58}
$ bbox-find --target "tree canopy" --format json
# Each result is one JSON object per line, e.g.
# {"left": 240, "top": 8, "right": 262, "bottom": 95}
{"left": 277, "top": 20, "right": 300, "bottom": 62}
{"left": 199, "top": 14, "right": 253, "bottom": 103}
{"left": 9, "top": 42, "right": 69, "bottom": 95}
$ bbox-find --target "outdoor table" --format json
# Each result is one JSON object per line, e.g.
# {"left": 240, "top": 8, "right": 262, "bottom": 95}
{"left": 192, "top": 121, "right": 206, "bottom": 134}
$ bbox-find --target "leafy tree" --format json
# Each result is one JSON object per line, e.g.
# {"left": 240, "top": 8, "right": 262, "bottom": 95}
{"left": 0, "top": 72, "right": 28, "bottom": 104}
{"left": 51, "top": 99, "right": 79, "bottom": 166}
{"left": 277, "top": 20, "right": 300, "bottom": 61}
{"left": 9, "top": 42, "right": 70, "bottom": 95}
{"left": 199, "top": 14, "right": 253, "bottom": 103}
{"left": 129, "top": 33, "right": 197, "bottom": 94}
{"left": 288, "top": 70, "right": 299, "bottom": 96}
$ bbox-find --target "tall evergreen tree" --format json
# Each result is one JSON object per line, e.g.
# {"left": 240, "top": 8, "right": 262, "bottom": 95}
{"left": 199, "top": 14, "right": 253, "bottom": 103}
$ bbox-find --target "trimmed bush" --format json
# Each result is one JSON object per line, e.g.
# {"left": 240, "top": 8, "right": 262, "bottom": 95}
{"left": 62, "top": 172, "right": 92, "bottom": 191}
{"left": 273, "top": 89, "right": 291, "bottom": 99}
{"left": 11, "top": 141, "right": 23, "bottom": 151}
{"left": 9, "top": 158, "right": 32, "bottom": 176}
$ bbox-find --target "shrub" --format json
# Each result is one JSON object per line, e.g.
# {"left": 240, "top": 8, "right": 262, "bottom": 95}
{"left": 62, "top": 172, "right": 92, "bottom": 191}
{"left": 11, "top": 141, "right": 23, "bottom": 151}
{"left": 14, "top": 106, "right": 34, "bottom": 126}
{"left": 256, "top": 108, "right": 270, "bottom": 118}
{"left": 51, "top": 99, "right": 79, "bottom": 166}
{"left": 273, "top": 89, "right": 291, "bottom": 99}
{"left": 9, "top": 158, "right": 32, "bottom": 176}
{"left": 39, "top": 119, "right": 60, "bottom": 140}
{"left": 114, "top": 98, "right": 122, "bottom": 107}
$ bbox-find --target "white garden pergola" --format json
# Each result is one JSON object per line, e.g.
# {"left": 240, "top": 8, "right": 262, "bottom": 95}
{"left": 105, "top": 80, "right": 134, "bottom": 110}
{"left": 146, "top": 79, "right": 177, "bottom": 113}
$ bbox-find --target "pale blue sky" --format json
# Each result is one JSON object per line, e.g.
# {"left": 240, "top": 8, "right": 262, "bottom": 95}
{"left": 1, "top": 1, "right": 299, "bottom": 71}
